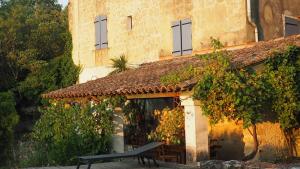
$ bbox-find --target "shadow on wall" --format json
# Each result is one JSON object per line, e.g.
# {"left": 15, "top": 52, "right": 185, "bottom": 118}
{"left": 291, "top": 128, "right": 300, "bottom": 157}
{"left": 209, "top": 114, "right": 294, "bottom": 162}
{"left": 197, "top": 151, "right": 209, "bottom": 162}
{"left": 256, "top": 126, "right": 300, "bottom": 162}
{"left": 210, "top": 127, "right": 245, "bottom": 161}
{"left": 257, "top": 144, "right": 289, "bottom": 162}
{"left": 243, "top": 111, "right": 290, "bottom": 162}
{"left": 209, "top": 121, "right": 290, "bottom": 162}
{"left": 185, "top": 147, "right": 210, "bottom": 162}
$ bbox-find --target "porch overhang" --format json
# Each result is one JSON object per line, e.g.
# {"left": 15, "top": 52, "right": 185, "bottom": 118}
{"left": 42, "top": 35, "right": 300, "bottom": 99}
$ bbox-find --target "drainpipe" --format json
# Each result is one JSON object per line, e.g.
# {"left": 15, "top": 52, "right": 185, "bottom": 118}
{"left": 247, "top": 0, "right": 259, "bottom": 42}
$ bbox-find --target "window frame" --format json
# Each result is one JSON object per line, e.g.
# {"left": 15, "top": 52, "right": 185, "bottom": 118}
{"left": 94, "top": 15, "right": 108, "bottom": 50}
{"left": 283, "top": 15, "right": 300, "bottom": 37}
{"left": 172, "top": 18, "right": 193, "bottom": 56}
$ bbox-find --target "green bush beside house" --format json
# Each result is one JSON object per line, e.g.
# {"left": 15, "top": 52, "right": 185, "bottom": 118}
{"left": 0, "top": 91, "right": 19, "bottom": 167}
{"left": 19, "top": 100, "right": 114, "bottom": 167}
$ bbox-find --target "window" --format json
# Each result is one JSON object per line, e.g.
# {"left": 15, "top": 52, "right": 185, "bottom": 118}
{"left": 172, "top": 19, "right": 192, "bottom": 56}
{"left": 94, "top": 16, "right": 108, "bottom": 49}
{"left": 127, "top": 16, "right": 133, "bottom": 30}
{"left": 284, "top": 15, "right": 300, "bottom": 37}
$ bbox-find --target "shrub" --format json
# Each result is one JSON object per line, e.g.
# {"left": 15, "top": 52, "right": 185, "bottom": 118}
{"left": 0, "top": 91, "right": 19, "bottom": 167}
{"left": 21, "top": 100, "right": 114, "bottom": 167}
{"left": 148, "top": 107, "right": 185, "bottom": 145}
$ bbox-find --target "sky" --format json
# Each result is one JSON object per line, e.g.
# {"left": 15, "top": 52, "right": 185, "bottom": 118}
{"left": 58, "top": 0, "right": 68, "bottom": 7}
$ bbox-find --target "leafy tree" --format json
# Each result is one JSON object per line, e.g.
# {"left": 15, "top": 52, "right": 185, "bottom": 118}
{"left": 264, "top": 46, "right": 300, "bottom": 155}
{"left": 193, "top": 40, "right": 300, "bottom": 160}
{"left": 160, "top": 38, "right": 300, "bottom": 160}
{"left": 0, "top": 0, "right": 79, "bottom": 115}
{"left": 0, "top": 0, "right": 80, "bottom": 166}
{"left": 0, "top": 91, "right": 19, "bottom": 166}
{"left": 0, "top": 0, "right": 64, "bottom": 86}
{"left": 193, "top": 40, "right": 271, "bottom": 160}
{"left": 265, "top": 46, "right": 300, "bottom": 129}
{"left": 160, "top": 39, "right": 299, "bottom": 160}
{"left": 18, "top": 32, "right": 80, "bottom": 105}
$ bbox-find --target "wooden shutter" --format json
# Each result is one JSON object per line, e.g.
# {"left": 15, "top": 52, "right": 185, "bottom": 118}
{"left": 172, "top": 21, "right": 181, "bottom": 56}
{"left": 285, "top": 16, "right": 300, "bottom": 37}
{"left": 181, "top": 19, "right": 192, "bottom": 55}
{"left": 94, "top": 16, "right": 101, "bottom": 50}
{"left": 100, "top": 16, "right": 108, "bottom": 48}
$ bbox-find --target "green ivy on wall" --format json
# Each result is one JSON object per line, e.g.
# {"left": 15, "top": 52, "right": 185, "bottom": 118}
{"left": 264, "top": 46, "right": 300, "bottom": 130}
{"left": 160, "top": 38, "right": 300, "bottom": 160}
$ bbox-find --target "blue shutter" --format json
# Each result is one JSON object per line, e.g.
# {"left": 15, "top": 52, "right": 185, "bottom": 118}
{"left": 181, "top": 19, "right": 192, "bottom": 55}
{"left": 285, "top": 16, "right": 300, "bottom": 37}
{"left": 172, "top": 21, "right": 181, "bottom": 56}
{"left": 94, "top": 16, "right": 101, "bottom": 50}
{"left": 100, "top": 16, "right": 108, "bottom": 48}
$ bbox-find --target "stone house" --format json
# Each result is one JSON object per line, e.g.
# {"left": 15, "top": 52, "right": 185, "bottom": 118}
{"left": 44, "top": 0, "right": 300, "bottom": 163}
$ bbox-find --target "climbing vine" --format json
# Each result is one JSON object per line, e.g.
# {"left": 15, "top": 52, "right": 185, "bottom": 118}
{"left": 161, "top": 38, "right": 300, "bottom": 160}
{"left": 264, "top": 46, "right": 300, "bottom": 130}
{"left": 264, "top": 46, "right": 300, "bottom": 156}
{"left": 193, "top": 52, "right": 270, "bottom": 129}
{"left": 193, "top": 39, "right": 271, "bottom": 160}
{"left": 160, "top": 65, "right": 200, "bottom": 85}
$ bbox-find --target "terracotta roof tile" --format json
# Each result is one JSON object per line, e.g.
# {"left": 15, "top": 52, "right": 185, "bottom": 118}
{"left": 43, "top": 35, "right": 300, "bottom": 99}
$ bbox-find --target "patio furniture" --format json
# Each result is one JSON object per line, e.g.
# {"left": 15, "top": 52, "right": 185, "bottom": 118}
{"left": 159, "top": 144, "right": 186, "bottom": 164}
{"left": 210, "top": 139, "right": 223, "bottom": 159}
{"left": 76, "top": 142, "right": 163, "bottom": 169}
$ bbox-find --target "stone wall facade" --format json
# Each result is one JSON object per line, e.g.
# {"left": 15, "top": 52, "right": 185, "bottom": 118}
{"left": 209, "top": 120, "right": 245, "bottom": 161}
{"left": 244, "top": 122, "right": 289, "bottom": 162}
{"left": 68, "top": 0, "right": 255, "bottom": 83}
{"left": 259, "top": 0, "right": 300, "bottom": 40}
{"left": 69, "top": 0, "right": 300, "bottom": 83}
{"left": 210, "top": 120, "right": 289, "bottom": 162}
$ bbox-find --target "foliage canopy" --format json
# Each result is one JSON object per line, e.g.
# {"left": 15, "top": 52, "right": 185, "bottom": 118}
{"left": 0, "top": 0, "right": 80, "bottom": 167}
{"left": 264, "top": 46, "right": 300, "bottom": 129}
{"left": 0, "top": 0, "right": 80, "bottom": 113}
{"left": 193, "top": 49, "right": 270, "bottom": 129}
{"left": 161, "top": 38, "right": 300, "bottom": 159}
